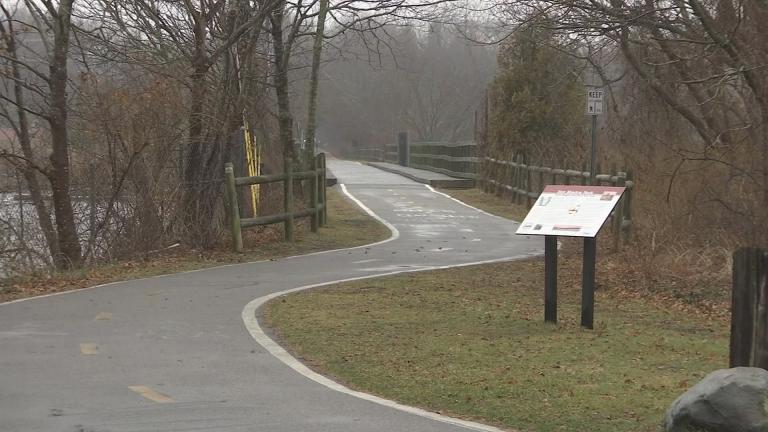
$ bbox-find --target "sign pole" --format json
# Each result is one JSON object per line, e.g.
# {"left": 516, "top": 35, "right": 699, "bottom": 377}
{"left": 586, "top": 88, "right": 603, "bottom": 185}
{"left": 581, "top": 237, "right": 597, "bottom": 329}
{"left": 590, "top": 114, "right": 597, "bottom": 185}
{"left": 544, "top": 235, "right": 558, "bottom": 323}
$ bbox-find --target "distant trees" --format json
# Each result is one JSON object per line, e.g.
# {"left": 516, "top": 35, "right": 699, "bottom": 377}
{"left": 316, "top": 22, "right": 496, "bottom": 151}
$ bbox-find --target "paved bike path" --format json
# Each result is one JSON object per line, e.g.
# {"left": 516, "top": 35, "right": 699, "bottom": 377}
{"left": 0, "top": 160, "right": 542, "bottom": 432}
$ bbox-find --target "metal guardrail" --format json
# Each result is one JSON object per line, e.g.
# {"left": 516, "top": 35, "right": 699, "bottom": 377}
{"left": 224, "top": 153, "right": 328, "bottom": 252}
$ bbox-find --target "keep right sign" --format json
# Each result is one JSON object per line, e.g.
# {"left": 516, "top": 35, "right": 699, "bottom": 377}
{"left": 586, "top": 89, "right": 604, "bottom": 115}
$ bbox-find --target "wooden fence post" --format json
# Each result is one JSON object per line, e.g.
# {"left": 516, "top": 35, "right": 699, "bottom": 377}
{"left": 515, "top": 156, "right": 524, "bottom": 205}
{"left": 509, "top": 155, "right": 520, "bottom": 204}
{"left": 526, "top": 163, "right": 533, "bottom": 208}
{"left": 624, "top": 169, "right": 634, "bottom": 242}
{"left": 321, "top": 153, "right": 328, "bottom": 225}
{"left": 310, "top": 154, "right": 320, "bottom": 233}
{"left": 224, "top": 162, "right": 243, "bottom": 253}
{"left": 613, "top": 171, "right": 626, "bottom": 250}
{"left": 397, "top": 132, "right": 409, "bottom": 167}
{"left": 284, "top": 159, "right": 294, "bottom": 241}
{"left": 497, "top": 159, "right": 503, "bottom": 197}
{"left": 730, "top": 248, "right": 768, "bottom": 369}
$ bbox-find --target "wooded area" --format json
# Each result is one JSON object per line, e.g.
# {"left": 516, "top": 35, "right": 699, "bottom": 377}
{"left": 0, "top": 0, "right": 450, "bottom": 275}
{"left": 1, "top": 0, "right": 767, "bottom": 302}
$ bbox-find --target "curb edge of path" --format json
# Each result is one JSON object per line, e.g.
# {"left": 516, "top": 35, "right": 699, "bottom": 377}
{"left": 244, "top": 182, "right": 532, "bottom": 432}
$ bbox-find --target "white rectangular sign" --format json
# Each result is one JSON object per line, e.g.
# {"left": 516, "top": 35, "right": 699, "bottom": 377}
{"left": 516, "top": 185, "right": 625, "bottom": 238}
{"left": 586, "top": 89, "right": 604, "bottom": 115}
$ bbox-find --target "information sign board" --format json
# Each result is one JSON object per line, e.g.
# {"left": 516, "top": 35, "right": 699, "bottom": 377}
{"left": 516, "top": 185, "right": 625, "bottom": 238}
{"left": 586, "top": 89, "right": 604, "bottom": 115}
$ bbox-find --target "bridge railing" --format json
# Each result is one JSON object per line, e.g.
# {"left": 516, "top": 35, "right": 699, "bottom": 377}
{"left": 358, "top": 141, "right": 479, "bottom": 179}
{"left": 224, "top": 153, "right": 328, "bottom": 252}
{"left": 355, "top": 140, "right": 635, "bottom": 247}
{"left": 408, "top": 142, "right": 478, "bottom": 179}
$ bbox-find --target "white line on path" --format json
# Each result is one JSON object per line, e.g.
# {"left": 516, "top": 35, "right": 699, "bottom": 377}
{"left": 0, "top": 176, "right": 532, "bottom": 431}
{"left": 352, "top": 259, "right": 380, "bottom": 264}
{"left": 242, "top": 182, "right": 530, "bottom": 432}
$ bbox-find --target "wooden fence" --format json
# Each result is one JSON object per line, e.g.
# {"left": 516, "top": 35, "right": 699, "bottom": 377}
{"left": 356, "top": 140, "right": 636, "bottom": 246}
{"left": 483, "top": 156, "right": 635, "bottom": 247}
{"left": 224, "top": 153, "right": 328, "bottom": 252}
{"left": 360, "top": 141, "right": 479, "bottom": 179}
{"left": 408, "top": 142, "right": 478, "bottom": 179}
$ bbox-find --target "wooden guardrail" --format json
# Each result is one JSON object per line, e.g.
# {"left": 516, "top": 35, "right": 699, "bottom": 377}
{"left": 483, "top": 156, "right": 635, "bottom": 247}
{"left": 224, "top": 153, "right": 328, "bottom": 252}
{"left": 407, "top": 142, "right": 478, "bottom": 179}
{"left": 357, "top": 147, "right": 386, "bottom": 162}
{"left": 359, "top": 141, "right": 479, "bottom": 179}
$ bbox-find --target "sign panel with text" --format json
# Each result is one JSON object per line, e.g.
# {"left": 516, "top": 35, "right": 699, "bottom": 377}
{"left": 516, "top": 185, "right": 625, "bottom": 238}
{"left": 586, "top": 89, "right": 604, "bottom": 115}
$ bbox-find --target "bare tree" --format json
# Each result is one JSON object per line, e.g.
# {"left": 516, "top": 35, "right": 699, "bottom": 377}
{"left": 491, "top": 0, "right": 768, "bottom": 237}
{"left": 0, "top": 0, "right": 82, "bottom": 269}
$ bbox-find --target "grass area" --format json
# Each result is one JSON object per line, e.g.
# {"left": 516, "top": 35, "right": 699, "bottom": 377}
{"left": 264, "top": 187, "right": 730, "bottom": 432}
{"left": 0, "top": 186, "right": 390, "bottom": 303}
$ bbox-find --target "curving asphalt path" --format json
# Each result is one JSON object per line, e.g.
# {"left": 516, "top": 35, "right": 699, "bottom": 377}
{"left": 0, "top": 160, "right": 542, "bottom": 432}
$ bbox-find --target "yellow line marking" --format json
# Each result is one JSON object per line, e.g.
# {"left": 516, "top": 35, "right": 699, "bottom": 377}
{"left": 128, "top": 386, "right": 175, "bottom": 403}
{"left": 80, "top": 343, "right": 99, "bottom": 355}
{"left": 94, "top": 312, "right": 112, "bottom": 321}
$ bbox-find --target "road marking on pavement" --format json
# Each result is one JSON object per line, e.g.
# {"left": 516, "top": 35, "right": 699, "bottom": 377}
{"left": 424, "top": 185, "right": 513, "bottom": 221}
{"left": 94, "top": 312, "right": 112, "bottom": 321}
{"left": 243, "top": 185, "right": 541, "bottom": 432}
{"left": 128, "top": 386, "right": 174, "bottom": 403}
{"left": 80, "top": 343, "right": 99, "bottom": 355}
{"left": 0, "top": 163, "right": 540, "bottom": 431}
{"left": 353, "top": 259, "right": 379, "bottom": 264}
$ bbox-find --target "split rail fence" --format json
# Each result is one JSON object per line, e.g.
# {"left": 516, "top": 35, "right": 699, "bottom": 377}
{"left": 483, "top": 156, "right": 635, "bottom": 247}
{"left": 357, "top": 139, "right": 636, "bottom": 247}
{"left": 224, "top": 153, "right": 328, "bottom": 252}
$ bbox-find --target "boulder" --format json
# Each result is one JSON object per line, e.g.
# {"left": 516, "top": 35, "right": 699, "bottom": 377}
{"left": 665, "top": 367, "right": 768, "bottom": 432}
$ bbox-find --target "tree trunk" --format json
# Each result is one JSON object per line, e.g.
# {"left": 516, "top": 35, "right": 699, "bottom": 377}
{"left": 304, "top": 0, "right": 329, "bottom": 158}
{"left": 0, "top": 6, "right": 60, "bottom": 264}
{"left": 48, "top": 0, "right": 82, "bottom": 269}
{"left": 181, "top": 6, "right": 215, "bottom": 247}
{"left": 270, "top": 5, "right": 295, "bottom": 169}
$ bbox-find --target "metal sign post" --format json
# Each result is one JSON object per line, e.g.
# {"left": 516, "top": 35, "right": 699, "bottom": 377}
{"left": 586, "top": 89, "right": 604, "bottom": 185}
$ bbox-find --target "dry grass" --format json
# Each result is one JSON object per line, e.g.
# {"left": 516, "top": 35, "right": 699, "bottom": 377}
{"left": 263, "top": 186, "right": 730, "bottom": 432}
{"left": 265, "top": 259, "right": 728, "bottom": 432}
{"left": 442, "top": 188, "right": 732, "bottom": 319}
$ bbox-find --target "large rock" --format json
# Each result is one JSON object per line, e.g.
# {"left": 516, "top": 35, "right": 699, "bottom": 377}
{"left": 665, "top": 367, "right": 768, "bottom": 432}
